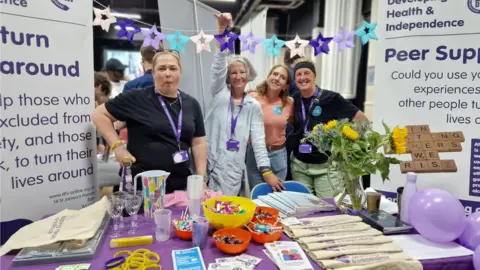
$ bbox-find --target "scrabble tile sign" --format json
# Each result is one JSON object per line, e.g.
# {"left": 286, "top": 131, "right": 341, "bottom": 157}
{"left": 394, "top": 125, "right": 465, "bottom": 173}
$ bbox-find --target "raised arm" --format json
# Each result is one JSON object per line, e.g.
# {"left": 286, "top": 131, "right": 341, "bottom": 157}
{"left": 250, "top": 104, "right": 285, "bottom": 191}
{"left": 210, "top": 13, "right": 233, "bottom": 97}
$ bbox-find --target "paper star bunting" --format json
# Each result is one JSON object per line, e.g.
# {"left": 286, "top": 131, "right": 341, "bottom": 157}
{"left": 190, "top": 30, "right": 214, "bottom": 53}
{"left": 238, "top": 32, "right": 263, "bottom": 54}
{"left": 166, "top": 30, "right": 190, "bottom": 53}
{"left": 93, "top": 6, "right": 117, "bottom": 32}
{"left": 332, "top": 27, "right": 355, "bottom": 52}
{"left": 285, "top": 34, "right": 309, "bottom": 57}
{"left": 262, "top": 35, "right": 285, "bottom": 57}
{"left": 309, "top": 33, "right": 333, "bottom": 56}
{"left": 116, "top": 19, "right": 141, "bottom": 43}
{"left": 141, "top": 24, "right": 165, "bottom": 50}
{"left": 214, "top": 28, "right": 238, "bottom": 52}
{"left": 355, "top": 20, "right": 378, "bottom": 45}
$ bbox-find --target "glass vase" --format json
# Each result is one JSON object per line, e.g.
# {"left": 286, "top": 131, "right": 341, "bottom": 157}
{"left": 335, "top": 175, "right": 366, "bottom": 214}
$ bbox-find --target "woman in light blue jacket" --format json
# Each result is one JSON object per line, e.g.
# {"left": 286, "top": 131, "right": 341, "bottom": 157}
{"left": 204, "top": 13, "right": 284, "bottom": 196}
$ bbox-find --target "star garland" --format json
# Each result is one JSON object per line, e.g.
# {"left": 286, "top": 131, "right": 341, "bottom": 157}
{"left": 91, "top": 6, "right": 378, "bottom": 55}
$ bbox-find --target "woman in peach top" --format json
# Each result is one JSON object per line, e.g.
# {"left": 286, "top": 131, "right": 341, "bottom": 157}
{"left": 247, "top": 65, "right": 293, "bottom": 191}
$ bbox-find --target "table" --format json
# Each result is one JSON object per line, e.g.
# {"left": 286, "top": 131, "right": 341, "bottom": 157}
{"left": 1, "top": 203, "right": 475, "bottom": 269}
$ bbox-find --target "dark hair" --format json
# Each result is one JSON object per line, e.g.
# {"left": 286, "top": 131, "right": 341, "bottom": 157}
{"left": 94, "top": 72, "right": 111, "bottom": 96}
{"left": 284, "top": 48, "right": 302, "bottom": 66}
{"left": 140, "top": 46, "right": 158, "bottom": 64}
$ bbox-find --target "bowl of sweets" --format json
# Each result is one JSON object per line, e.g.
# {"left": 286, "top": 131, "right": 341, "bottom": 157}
{"left": 203, "top": 196, "right": 256, "bottom": 229}
{"left": 252, "top": 206, "right": 279, "bottom": 223}
{"left": 213, "top": 228, "right": 251, "bottom": 255}
{"left": 172, "top": 214, "right": 194, "bottom": 241}
{"left": 247, "top": 219, "right": 283, "bottom": 244}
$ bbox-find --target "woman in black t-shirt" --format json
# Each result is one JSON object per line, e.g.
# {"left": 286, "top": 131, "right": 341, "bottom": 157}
{"left": 92, "top": 51, "right": 208, "bottom": 194}
{"left": 289, "top": 59, "right": 368, "bottom": 198}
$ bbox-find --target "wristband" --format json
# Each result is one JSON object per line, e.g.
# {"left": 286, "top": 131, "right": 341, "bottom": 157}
{"left": 105, "top": 256, "right": 125, "bottom": 269}
{"left": 132, "top": 249, "right": 150, "bottom": 255}
{"left": 262, "top": 170, "right": 273, "bottom": 177}
{"left": 114, "top": 250, "right": 132, "bottom": 258}
{"left": 144, "top": 265, "right": 162, "bottom": 270}
{"left": 126, "top": 261, "right": 143, "bottom": 269}
{"left": 110, "top": 140, "right": 124, "bottom": 150}
{"left": 145, "top": 251, "right": 160, "bottom": 263}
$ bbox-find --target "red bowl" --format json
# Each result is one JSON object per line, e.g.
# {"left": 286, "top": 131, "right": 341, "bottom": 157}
{"left": 174, "top": 228, "right": 192, "bottom": 240}
{"left": 248, "top": 220, "right": 283, "bottom": 244}
{"left": 252, "top": 206, "right": 279, "bottom": 223}
{"left": 213, "top": 228, "right": 251, "bottom": 255}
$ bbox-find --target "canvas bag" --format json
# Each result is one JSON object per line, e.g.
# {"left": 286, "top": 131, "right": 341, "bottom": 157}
{"left": 0, "top": 196, "right": 108, "bottom": 256}
{"left": 318, "top": 253, "right": 413, "bottom": 269}
{"left": 298, "top": 229, "right": 382, "bottom": 244}
{"left": 286, "top": 222, "right": 371, "bottom": 238}
{"left": 302, "top": 235, "right": 393, "bottom": 251}
{"left": 291, "top": 215, "right": 362, "bottom": 229}
{"left": 328, "top": 259, "right": 423, "bottom": 270}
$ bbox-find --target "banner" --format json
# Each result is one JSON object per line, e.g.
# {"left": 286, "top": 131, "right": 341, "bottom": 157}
{"left": 0, "top": 0, "right": 96, "bottom": 241}
{"left": 372, "top": 0, "right": 480, "bottom": 215}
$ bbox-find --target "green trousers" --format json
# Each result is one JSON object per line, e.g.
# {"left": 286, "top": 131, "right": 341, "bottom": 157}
{"left": 290, "top": 156, "right": 341, "bottom": 198}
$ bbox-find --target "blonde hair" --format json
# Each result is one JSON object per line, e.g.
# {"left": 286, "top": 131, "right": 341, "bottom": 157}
{"left": 152, "top": 51, "right": 182, "bottom": 71}
{"left": 256, "top": 64, "right": 291, "bottom": 107}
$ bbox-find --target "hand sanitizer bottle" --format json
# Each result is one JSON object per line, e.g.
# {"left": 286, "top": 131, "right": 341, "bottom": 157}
{"left": 400, "top": 172, "right": 417, "bottom": 224}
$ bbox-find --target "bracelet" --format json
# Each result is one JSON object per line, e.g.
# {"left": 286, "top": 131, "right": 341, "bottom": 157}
{"left": 262, "top": 170, "right": 273, "bottom": 177}
{"left": 143, "top": 265, "right": 162, "bottom": 270}
{"left": 126, "top": 261, "right": 143, "bottom": 269}
{"left": 105, "top": 256, "right": 126, "bottom": 269}
{"left": 110, "top": 140, "right": 124, "bottom": 150}
{"left": 132, "top": 249, "right": 150, "bottom": 254}
{"left": 145, "top": 252, "right": 160, "bottom": 263}
{"left": 114, "top": 250, "right": 132, "bottom": 258}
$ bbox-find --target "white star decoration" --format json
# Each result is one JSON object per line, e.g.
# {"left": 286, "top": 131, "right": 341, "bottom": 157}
{"left": 190, "top": 30, "right": 214, "bottom": 53}
{"left": 93, "top": 6, "right": 117, "bottom": 32}
{"left": 285, "top": 34, "right": 309, "bottom": 58}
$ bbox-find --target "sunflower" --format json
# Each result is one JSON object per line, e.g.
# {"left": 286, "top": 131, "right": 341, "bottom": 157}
{"left": 323, "top": 120, "right": 337, "bottom": 132}
{"left": 342, "top": 126, "right": 359, "bottom": 140}
{"left": 391, "top": 126, "right": 408, "bottom": 154}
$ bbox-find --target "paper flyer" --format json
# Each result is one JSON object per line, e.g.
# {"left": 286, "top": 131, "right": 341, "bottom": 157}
{"left": 172, "top": 247, "right": 206, "bottom": 270}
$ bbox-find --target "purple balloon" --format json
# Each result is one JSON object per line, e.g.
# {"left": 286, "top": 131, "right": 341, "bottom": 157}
{"left": 408, "top": 188, "right": 466, "bottom": 243}
{"left": 459, "top": 211, "right": 480, "bottom": 250}
{"left": 474, "top": 246, "right": 480, "bottom": 270}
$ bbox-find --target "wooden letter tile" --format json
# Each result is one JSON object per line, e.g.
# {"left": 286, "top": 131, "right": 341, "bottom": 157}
{"left": 435, "top": 141, "right": 450, "bottom": 152}
{"left": 420, "top": 134, "right": 433, "bottom": 141}
{"left": 425, "top": 151, "right": 440, "bottom": 160}
{"left": 400, "top": 161, "right": 415, "bottom": 173}
{"left": 448, "top": 141, "right": 462, "bottom": 152}
{"left": 408, "top": 142, "right": 424, "bottom": 152}
{"left": 406, "top": 125, "right": 420, "bottom": 134}
{"left": 433, "top": 132, "right": 450, "bottom": 141}
{"left": 413, "top": 161, "right": 430, "bottom": 172}
{"left": 450, "top": 131, "right": 465, "bottom": 142}
{"left": 441, "top": 160, "right": 457, "bottom": 172}
{"left": 427, "top": 160, "right": 443, "bottom": 172}
{"left": 411, "top": 151, "right": 427, "bottom": 160}
{"left": 422, "top": 142, "right": 437, "bottom": 151}
{"left": 418, "top": 125, "right": 431, "bottom": 133}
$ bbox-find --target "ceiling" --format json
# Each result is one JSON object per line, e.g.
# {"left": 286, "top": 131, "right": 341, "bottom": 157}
{"left": 93, "top": 0, "right": 307, "bottom": 27}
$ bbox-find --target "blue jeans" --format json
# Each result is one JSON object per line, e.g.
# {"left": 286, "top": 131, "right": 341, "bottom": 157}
{"left": 246, "top": 144, "right": 288, "bottom": 189}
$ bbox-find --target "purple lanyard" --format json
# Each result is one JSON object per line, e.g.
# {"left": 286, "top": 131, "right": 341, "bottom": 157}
{"left": 230, "top": 94, "right": 245, "bottom": 138}
{"left": 301, "top": 88, "right": 320, "bottom": 134}
{"left": 157, "top": 90, "right": 183, "bottom": 149}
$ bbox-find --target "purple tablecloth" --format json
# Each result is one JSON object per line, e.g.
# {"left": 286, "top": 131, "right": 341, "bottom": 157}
{"left": 1, "top": 203, "right": 474, "bottom": 269}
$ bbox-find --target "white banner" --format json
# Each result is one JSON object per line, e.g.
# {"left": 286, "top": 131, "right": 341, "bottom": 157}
{"left": 372, "top": 0, "right": 480, "bottom": 215}
{"left": 0, "top": 0, "right": 96, "bottom": 236}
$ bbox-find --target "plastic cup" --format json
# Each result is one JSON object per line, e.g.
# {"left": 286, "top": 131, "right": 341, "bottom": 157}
{"left": 187, "top": 175, "right": 204, "bottom": 217}
{"left": 192, "top": 217, "right": 209, "bottom": 248}
{"left": 154, "top": 209, "right": 172, "bottom": 242}
{"left": 188, "top": 198, "right": 202, "bottom": 217}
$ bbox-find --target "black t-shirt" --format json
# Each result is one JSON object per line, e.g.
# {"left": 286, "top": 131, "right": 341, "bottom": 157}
{"left": 290, "top": 89, "right": 359, "bottom": 164}
{"left": 105, "top": 86, "right": 205, "bottom": 193}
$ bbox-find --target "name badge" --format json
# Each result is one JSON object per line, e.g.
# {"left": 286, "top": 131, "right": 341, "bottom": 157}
{"left": 172, "top": 150, "right": 189, "bottom": 164}
{"left": 299, "top": 143, "right": 312, "bottom": 154}
{"left": 226, "top": 139, "right": 240, "bottom": 151}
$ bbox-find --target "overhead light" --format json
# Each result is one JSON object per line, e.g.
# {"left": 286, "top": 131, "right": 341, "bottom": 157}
{"left": 111, "top": 12, "right": 142, "bottom": 19}
{"left": 113, "top": 25, "right": 149, "bottom": 31}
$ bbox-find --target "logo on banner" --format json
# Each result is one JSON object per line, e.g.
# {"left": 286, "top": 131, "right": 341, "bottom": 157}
{"left": 468, "top": 0, "right": 480, "bottom": 13}
{"left": 51, "top": 0, "right": 72, "bottom": 11}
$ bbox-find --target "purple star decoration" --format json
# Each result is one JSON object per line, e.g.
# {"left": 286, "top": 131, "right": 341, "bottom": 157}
{"left": 333, "top": 27, "right": 355, "bottom": 52}
{"left": 141, "top": 24, "right": 165, "bottom": 50}
{"left": 214, "top": 28, "right": 238, "bottom": 52}
{"left": 238, "top": 32, "right": 263, "bottom": 53}
{"left": 309, "top": 33, "right": 333, "bottom": 56}
{"left": 116, "top": 19, "right": 141, "bottom": 43}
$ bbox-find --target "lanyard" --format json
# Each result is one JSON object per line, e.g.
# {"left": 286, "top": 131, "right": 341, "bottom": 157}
{"left": 230, "top": 94, "right": 245, "bottom": 138}
{"left": 301, "top": 88, "right": 320, "bottom": 134}
{"left": 157, "top": 90, "right": 183, "bottom": 149}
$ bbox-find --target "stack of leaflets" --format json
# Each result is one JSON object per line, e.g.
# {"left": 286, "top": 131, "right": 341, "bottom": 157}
{"left": 253, "top": 191, "right": 335, "bottom": 218}
{"left": 207, "top": 254, "right": 262, "bottom": 269}
{"left": 264, "top": 241, "right": 313, "bottom": 270}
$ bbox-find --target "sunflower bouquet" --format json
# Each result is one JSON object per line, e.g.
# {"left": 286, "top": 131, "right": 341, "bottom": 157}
{"left": 301, "top": 119, "right": 408, "bottom": 211}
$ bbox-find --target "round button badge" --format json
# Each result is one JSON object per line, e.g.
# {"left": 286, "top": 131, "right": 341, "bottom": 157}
{"left": 312, "top": 105, "right": 322, "bottom": 117}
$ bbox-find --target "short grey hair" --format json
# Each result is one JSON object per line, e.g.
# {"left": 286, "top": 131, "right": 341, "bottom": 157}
{"left": 226, "top": 55, "right": 257, "bottom": 83}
